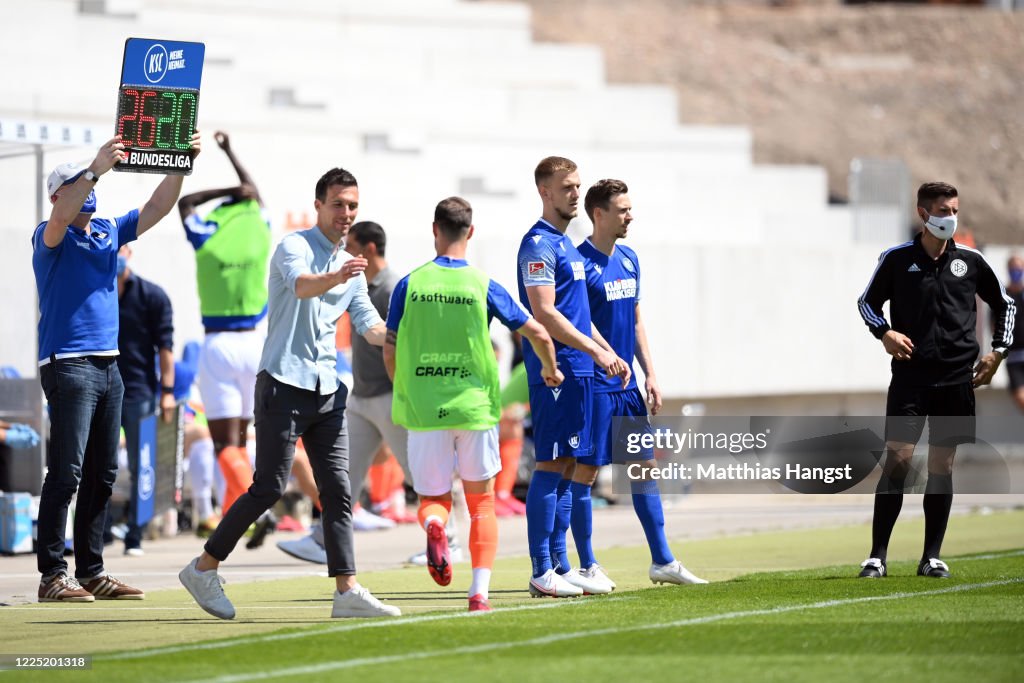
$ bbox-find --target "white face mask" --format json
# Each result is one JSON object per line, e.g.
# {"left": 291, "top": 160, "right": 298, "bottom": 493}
{"left": 925, "top": 213, "right": 957, "bottom": 240}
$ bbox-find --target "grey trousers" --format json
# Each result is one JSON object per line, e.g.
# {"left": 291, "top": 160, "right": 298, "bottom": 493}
{"left": 205, "top": 372, "right": 356, "bottom": 576}
{"left": 347, "top": 391, "right": 411, "bottom": 505}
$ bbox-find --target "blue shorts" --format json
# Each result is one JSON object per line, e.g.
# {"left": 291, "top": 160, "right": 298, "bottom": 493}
{"left": 529, "top": 375, "right": 593, "bottom": 461}
{"left": 580, "top": 387, "right": 654, "bottom": 466}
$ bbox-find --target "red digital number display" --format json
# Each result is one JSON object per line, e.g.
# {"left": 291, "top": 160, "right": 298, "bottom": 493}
{"left": 116, "top": 86, "right": 197, "bottom": 150}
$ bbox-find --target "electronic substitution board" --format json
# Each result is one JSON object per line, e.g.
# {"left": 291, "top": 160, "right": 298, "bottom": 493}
{"left": 113, "top": 37, "right": 205, "bottom": 175}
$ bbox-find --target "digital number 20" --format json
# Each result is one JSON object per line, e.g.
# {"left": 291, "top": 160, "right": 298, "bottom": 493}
{"left": 118, "top": 88, "right": 195, "bottom": 150}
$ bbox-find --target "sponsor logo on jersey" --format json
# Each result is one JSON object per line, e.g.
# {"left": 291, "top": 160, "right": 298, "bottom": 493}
{"left": 410, "top": 291, "right": 476, "bottom": 305}
{"left": 907, "top": 263, "right": 921, "bottom": 272}
{"left": 415, "top": 365, "right": 472, "bottom": 379}
{"left": 526, "top": 261, "right": 548, "bottom": 281}
{"left": 604, "top": 277, "right": 637, "bottom": 301}
{"left": 950, "top": 259, "right": 968, "bottom": 278}
{"left": 571, "top": 261, "right": 585, "bottom": 281}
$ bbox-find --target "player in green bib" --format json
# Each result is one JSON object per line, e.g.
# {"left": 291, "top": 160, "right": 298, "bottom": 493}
{"left": 384, "top": 196, "right": 562, "bottom": 612}
{"left": 177, "top": 131, "right": 272, "bottom": 537}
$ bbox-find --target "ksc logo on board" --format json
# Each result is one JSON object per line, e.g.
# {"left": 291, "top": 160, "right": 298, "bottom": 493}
{"left": 144, "top": 43, "right": 169, "bottom": 83}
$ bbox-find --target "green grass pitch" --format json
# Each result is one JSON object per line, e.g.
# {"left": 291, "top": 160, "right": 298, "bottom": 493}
{"left": 2, "top": 509, "right": 1022, "bottom": 682}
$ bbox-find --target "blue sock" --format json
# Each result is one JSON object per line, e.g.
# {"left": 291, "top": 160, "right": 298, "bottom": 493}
{"left": 631, "top": 479, "right": 674, "bottom": 566}
{"left": 526, "top": 470, "right": 562, "bottom": 577}
{"left": 569, "top": 481, "right": 595, "bottom": 570}
{"left": 549, "top": 478, "right": 573, "bottom": 574}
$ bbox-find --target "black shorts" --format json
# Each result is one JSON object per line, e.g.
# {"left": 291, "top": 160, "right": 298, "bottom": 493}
{"left": 884, "top": 380, "right": 976, "bottom": 447}
{"left": 1007, "top": 362, "right": 1024, "bottom": 391}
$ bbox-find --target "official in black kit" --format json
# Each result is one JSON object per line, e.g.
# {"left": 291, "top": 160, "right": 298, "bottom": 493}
{"left": 856, "top": 182, "right": 1015, "bottom": 579}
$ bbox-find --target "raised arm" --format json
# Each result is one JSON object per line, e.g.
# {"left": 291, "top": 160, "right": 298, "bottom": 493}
{"left": 177, "top": 186, "right": 243, "bottom": 222}
{"left": 215, "top": 131, "right": 260, "bottom": 199}
{"left": 138, "top": 131, "right": 202, "bottom": 236}
{"left": 43, "top": 137, "right": 125, "bottom": 248}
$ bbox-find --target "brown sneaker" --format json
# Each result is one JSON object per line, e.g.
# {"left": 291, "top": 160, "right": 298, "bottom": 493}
{"left": 38, "top": 573, "right": 95, "bottom": 603}
{"left": 81, "top": 574, "right": 145, "bottom": 600}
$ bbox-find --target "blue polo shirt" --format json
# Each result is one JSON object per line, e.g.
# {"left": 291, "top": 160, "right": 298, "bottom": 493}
{"left": 117, "top": 272, "right": 174, "bottom": 402}
{"left": 516, "top": 219, "right": 593, "bottom": 384}
{"left": 32, "top": 211, "right": 140, "bottom": 364}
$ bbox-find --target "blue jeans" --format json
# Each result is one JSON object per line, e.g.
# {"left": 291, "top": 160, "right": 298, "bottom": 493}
{"left": 37, "top": 356, "right": 124, "bottom": 579}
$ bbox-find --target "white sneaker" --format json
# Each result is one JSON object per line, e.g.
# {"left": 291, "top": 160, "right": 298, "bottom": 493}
{"left": 580, "top": 564, "right": 616, "bottom": 591}
{"left": 408, "top": 542, "right": 464, "bottom": 566}
{"left": 178, "top": 557, "right": 235, "bottom": 620}
{"left": 561, "top": 567, "right": 613, "bottom": 595}
{"left": 331, "top": 585, "right": 401, "bottom": 618}
{"left": 352, "top": 507, "right": 396, "bottom": 532}
{"left": 528, "top": 569, "right": 584, "bottom": 598}
{"left": 277, "top": 534, "right": 327, "bottom": 564}
{"left": 650, "top": 560, "right": 708, "bottom": 586}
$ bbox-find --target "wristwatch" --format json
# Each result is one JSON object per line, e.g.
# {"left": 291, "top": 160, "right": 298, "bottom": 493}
{"left": 161, "top": 385, "right": 176, "bottom": 394}
{"left": 83, "top": 170, "right": 99, "bottom": 184}
{"left": 993, "top": 348, "right": 1009, "bottom": 360}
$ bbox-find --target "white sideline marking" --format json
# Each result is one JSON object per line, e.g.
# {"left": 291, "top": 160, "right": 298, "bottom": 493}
{"left": 102, "top": 596, "right": 633, "bottom": 661}
{"left": 958, "top": 549, "right": 1024, "bottom": 561}
{"left": 181, "top": 579, "right": 1024, "bottom": 683}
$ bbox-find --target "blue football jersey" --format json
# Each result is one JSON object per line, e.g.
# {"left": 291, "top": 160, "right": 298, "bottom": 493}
{"left": 516, "top": 219, "right": 593, "bottom": 383}
{"left": 578, "top": 239, "right": 640, "bottom": 393}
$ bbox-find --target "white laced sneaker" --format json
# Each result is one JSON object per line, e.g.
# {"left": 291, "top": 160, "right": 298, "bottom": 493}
{"left": 528, "top": 569, "right": 584, "bottom": 598}
{"left": 352, "top": 507, "right": 396, "bottom": 532}
{"left": 561, "top": 567, "right": 614, "bottom": 595}
{"left": 331, "top": 585, "right": 401, "bottom": 618}
{"left": 179, "top": 557, "right": 235, "bottom": 620}
{"left": 277, "top": 534, "right": 328, "bottom": 564}
{"left": 650, "top": 560, "right": 708, "bottom": 585}
{"left": 580, "top": 564, "right": 617, "bottom": 591}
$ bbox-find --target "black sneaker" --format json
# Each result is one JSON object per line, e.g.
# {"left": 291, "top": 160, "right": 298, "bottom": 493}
{"left": 245, "top": 511, "right": 278, "bottom": 549}
{"left": 858, "top": 557, "right": 886, "bottom": 578}
{"left": 917, "top": 558, "right": 950, "bottom": 578}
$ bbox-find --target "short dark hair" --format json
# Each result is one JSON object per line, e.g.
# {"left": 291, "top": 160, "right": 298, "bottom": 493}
{"left": 315, "top": 168, "right": 358, "bottom": 202}
{"left": 348, "top": 221, "right": 386, "bottom": 256}
{"left": 584, "top": 179, "right": 629, "bottom": 222}
{"left": 917, "top": 182, "right": 957, "bottom": 209}
{"left": 534, "top": 156, "right": 577, "bottom": 186}
{"left": 434, "top": 196, "right": 473, "bottom": 240}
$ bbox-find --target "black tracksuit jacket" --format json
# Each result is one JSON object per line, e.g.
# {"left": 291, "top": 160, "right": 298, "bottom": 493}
{"left": 858, "top": 234, "right": 1015, "bottom": 386}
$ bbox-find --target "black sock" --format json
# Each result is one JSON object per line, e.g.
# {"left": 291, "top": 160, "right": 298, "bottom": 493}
{"left": 870, "top": 492, "right": 903, "bottom": 561}
{"left": 922, "top": 472, "right": 953, "bottom": 561}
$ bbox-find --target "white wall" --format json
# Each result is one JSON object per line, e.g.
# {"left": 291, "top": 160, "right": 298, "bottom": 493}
{"left": 0, "top": 0, "right": 1016, "bottom": 402}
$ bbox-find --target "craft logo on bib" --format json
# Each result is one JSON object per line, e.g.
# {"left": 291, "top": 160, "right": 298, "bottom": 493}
{"left": 950, "top": 259, "right": 968, "bottom": 278}
{"left": 144, "top": 44, "right": 169, "bottom": 83}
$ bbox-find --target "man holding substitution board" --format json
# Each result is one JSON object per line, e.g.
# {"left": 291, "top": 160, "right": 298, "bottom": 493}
{"left": 33, "top": 37, "right": 204, "bottom": 603}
